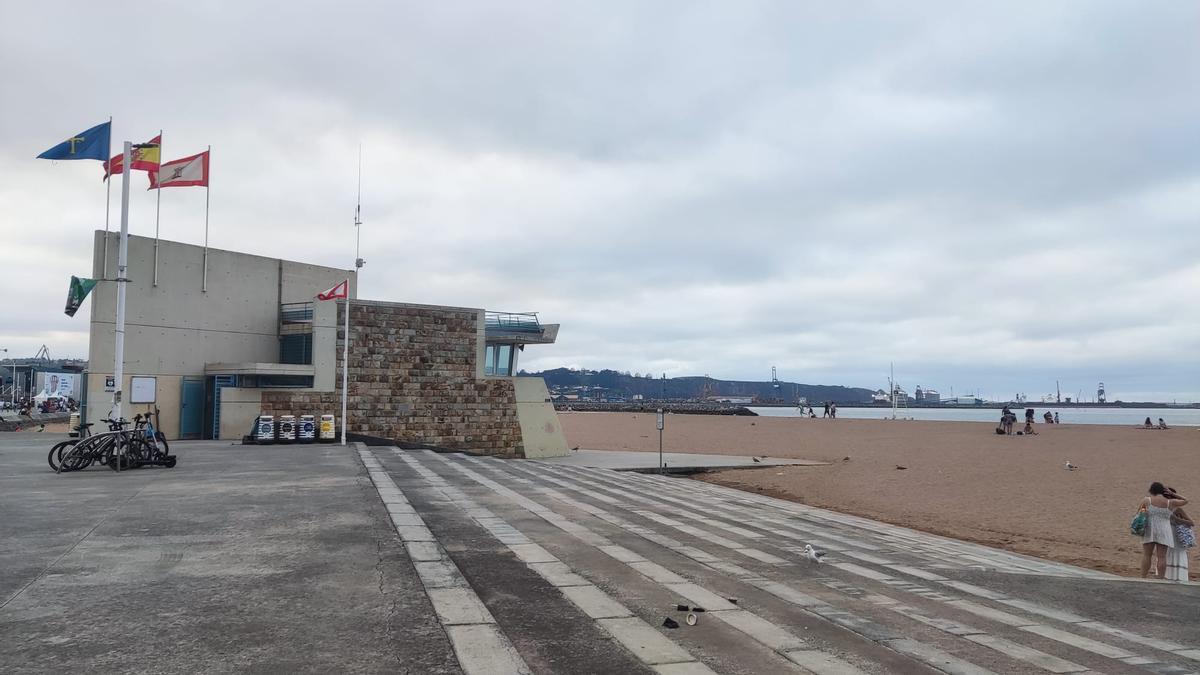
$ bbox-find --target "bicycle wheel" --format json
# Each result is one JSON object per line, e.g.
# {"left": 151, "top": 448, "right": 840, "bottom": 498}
{"left": 48, "top": 440, "right": 77, "bottom": 472}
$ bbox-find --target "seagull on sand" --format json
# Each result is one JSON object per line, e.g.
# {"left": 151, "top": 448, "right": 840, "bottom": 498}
{"left": 1065, "top": 461, "right": 1078, "bottom": 471}
{"left": 804, "top": 544, "right": 826, "bottom": 564}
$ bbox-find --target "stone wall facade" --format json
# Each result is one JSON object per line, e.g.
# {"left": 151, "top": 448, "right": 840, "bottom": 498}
{"left": 261, "top": 301, "right": 526, "bottom": 457}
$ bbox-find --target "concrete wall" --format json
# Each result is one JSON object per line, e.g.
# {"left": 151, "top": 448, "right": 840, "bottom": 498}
{"left": 86, "top": 232, "right": 355, "bottom": 438}
{"left": 83, "top": 374, "right": 183, "bottom": 438}
{"left": 512, "top": 377, "right": 568, "bottom": 459}
{"left": 218, "top": 387, "right": 263, "bottom": 440}
{"left": 260, "top": 300, "right": 566, "bottom": 458}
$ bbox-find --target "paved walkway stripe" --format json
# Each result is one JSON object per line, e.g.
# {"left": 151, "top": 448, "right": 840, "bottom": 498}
{"left": 356, "top": 450, "right": 530, "bottom": 675}
{"left": 513, "top": 458, "right": 1200, "bottom": 674}
{"left": 384, "top": 450, "right": 711, "bottom": 673}
{"left": 459, "top": 454, "right": 1005, "bottom": 675}
{"left": 423, "top": 451, "right": 875, "bottom": 675}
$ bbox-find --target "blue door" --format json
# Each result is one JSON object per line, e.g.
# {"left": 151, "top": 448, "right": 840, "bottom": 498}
{"left": 180, "top": 377, "right": 204, "bottom": 439}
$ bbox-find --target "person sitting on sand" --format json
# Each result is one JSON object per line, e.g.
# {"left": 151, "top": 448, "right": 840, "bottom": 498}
{"left": 1158, "top": 418, "right": 1169, "bottom": 430}
{"left": 1140, "top": 482, "right": 1188, "bottom": 578}
{"left": 1023, "top": 420, "right": 1037, "bottom": 435}
{"left": 1043, "top": 411, "right": 1054, "bottom": 424}
{"left": 1144, "top": 417, "right": 1154, "bottom": 429}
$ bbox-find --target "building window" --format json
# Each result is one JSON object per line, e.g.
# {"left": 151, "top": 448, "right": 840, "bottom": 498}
{"left": 485, "top": 343, "right": 515, "bottom": 377}
{"left": 238, "top": 374, "right": 314, "bottom": 388}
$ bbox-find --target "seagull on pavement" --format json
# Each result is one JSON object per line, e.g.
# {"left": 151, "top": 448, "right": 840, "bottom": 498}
{"left": 804, "top": 544, "right": 826, "bottom": 564}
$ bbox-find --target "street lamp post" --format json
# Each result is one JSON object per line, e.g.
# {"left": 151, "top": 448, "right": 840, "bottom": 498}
{"left": 656, "top": 408, "right": 665, "bottom": 474}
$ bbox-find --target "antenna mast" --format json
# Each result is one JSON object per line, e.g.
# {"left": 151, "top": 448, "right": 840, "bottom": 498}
{"left": 354, "top": 144, "right": 364, "bottom": 274}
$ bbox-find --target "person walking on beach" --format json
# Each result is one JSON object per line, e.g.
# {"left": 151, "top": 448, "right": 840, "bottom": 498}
{"left": 1140, "top": 482, "right": 1188, "bottom": 578}
{"left": 830, "top": 403, "right": 838, "bottom": 419}
{"left": 823, "top": 402, "right": 830, "bottom": 418}
{"left": 1164, "top": 486, "right": 1194, "bottom": 581}
{"left": 1053, "top": 412, "right": 1060, "bottom": 424}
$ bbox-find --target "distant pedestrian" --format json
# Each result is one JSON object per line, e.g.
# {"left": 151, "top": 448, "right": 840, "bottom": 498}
{"left": 1140, "top": 482, "right": 1188, "bottom": 578}
{"left": 1144, "top": 417, "right": 1154, "bottom": 429}
{"left": 830, "top": 403, "right": 838, "bottom": 419}
{"left": 1158, "top": 418, "right": 1170, "bottom": 430}
{"left": 823, "top": 402, "right": 830, "bottom": 418}
{"left": 1025, "top": 408, "right": 1035, "bottom": 424}
{"left": 1053, "top": 412, "right": 1060, "bottom": 424}
{"left": 1043, "top": 411, "right": 1053, "bottom": 424}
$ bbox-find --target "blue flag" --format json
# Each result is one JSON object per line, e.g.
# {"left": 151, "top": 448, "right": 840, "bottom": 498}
{"left": 37, "top": 121, "right": 111, "bottom": 161}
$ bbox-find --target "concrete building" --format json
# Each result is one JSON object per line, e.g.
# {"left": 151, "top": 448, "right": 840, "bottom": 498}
{"left": 84, "top": 232, "right": 567, "bottom": 458}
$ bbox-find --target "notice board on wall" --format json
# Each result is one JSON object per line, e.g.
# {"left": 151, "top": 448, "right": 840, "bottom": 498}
{"left": 130, "top": 376, "right": 157, "bottom": 404}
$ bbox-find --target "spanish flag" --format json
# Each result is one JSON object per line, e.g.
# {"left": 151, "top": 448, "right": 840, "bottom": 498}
{"left": 103, "top": 134, "right": 161, "bottom": 180}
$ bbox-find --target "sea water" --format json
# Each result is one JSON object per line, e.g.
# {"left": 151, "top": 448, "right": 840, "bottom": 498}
{"left": 750, "top": 406, "right": 1200, "bottom": 427}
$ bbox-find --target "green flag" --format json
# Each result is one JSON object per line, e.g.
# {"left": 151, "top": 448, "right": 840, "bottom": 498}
{"left": 64, "top": 276, "right": 98, "bottom": 317}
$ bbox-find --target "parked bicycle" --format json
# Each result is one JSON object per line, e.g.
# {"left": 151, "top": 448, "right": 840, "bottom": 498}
{"left": 49, "top": 411, "right": 176, "bottom": 473}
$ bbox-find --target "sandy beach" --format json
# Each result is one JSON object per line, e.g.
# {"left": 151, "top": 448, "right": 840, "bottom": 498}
{"left": 561, "top": 411, "right": 1199, "bottom": 580}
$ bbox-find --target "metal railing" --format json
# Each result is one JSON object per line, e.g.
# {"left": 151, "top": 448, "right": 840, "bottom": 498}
{"left": 485, "top": 311, "right": 541, "bottom": 334}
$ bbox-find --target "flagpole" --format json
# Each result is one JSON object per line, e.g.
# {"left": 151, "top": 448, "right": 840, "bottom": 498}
{"left": 112, "top": 141, "right": 134, "bottom": 470}
{"left": 102, "top": 116, "right": 112, "bottom": 278}
{"left": 202, "top": 145, "right": 211, "bottom": 292}
{"left": 340, "top": 284, "right": 350, "bottom": 446}
{"left": 153, "top": 129, "right": 163, "bottom": 286}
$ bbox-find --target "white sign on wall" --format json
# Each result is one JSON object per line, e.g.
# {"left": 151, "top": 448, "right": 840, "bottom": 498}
{"left": 130, "top": 376, "right": 157, "bottom": 404}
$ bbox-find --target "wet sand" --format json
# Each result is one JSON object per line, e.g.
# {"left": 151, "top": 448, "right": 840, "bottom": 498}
{"left": 560, "top": 412, "right": 1199, "bottom": 579}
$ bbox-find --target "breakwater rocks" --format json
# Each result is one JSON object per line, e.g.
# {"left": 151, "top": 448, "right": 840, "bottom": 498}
{"left": 554, "top": 402, "right": 757, "bottom": 416}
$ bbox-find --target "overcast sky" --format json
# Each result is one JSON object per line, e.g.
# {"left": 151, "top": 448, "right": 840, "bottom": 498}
{"left": 1, "top": 2, "right": 1197, "bottom": 401}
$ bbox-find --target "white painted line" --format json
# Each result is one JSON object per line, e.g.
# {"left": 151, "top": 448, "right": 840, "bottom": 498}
{"left": 414, "top": 560, "right": 467, "bottom": 589}
{"left": 837, "top": 550, "right": 896, "bottom": 565}
{"left": 945, "top": 599, "right": 1037, "bottom": 627}
{"left": 996, "top": 598, "right": 1087, "bottom": 624}
{"left": 1174, "top": 648, "right": 1200, "bottom": 662}
{"left": 737, "top": 547, "right": 789, "bottom": 565}
{"left": 507, "top": 543, "right": 557, "bottom": 564}
{"left": 884, "top": 638, "right": 998, "bottom": 675}
{"left": 1020, "top": 624, "right": 1135, "bottom": 659}
{"left": 405, "top": 541, "right": 443, "bottom": 562}
{"left": 662, "top": 582, "right": 738, "bottom": 612}
{"left": 748, "top": 579, "right": 826, "bottom": 608}
{"left": 598, "top": 616, "right": 696, "bottom": 665}
{"left": 427, "top": 587, "right": 496, "bottom": 626}
{"left": 559, "top": 584, "right": 634, "bottom": 619}
{"left": 964, "top": 634, "right": 1088, "bottom": 673}
{"left": 830, "top": 562, "right": 893, "bottom": 582}
{"left": 526, "top": 561, "right": 591, "bottom": 588}
{"left": 652, "top": 662, "right": 720, "bottom": 675}
{"left": 628, "top": 560, "right": 689, "bottom": 584}
{"left": 395, "top": 525, "right": 437, "bottom": 542}
{"left": 885, "top": 565, "right": 947, "bottom": 581}
{"left": 444, "top": 624, "right": 531, "bottom": 675}
{"left": 710, "top": 610, "right": 805, "bottom": 651}
{"left": 599, "top": 544, "right": 647, "bottom": 563}
{"left": 938, "top": 580, "right": 1007, "bottom": 600}
{"left": 357, "top": 450, "right": 530, "bottom": 675}
{"left": 782, "top": 648, "right": 870, "bottom": 675}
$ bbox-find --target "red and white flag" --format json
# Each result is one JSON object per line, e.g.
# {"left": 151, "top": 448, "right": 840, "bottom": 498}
{"left": 149, "top": 150, "right": 209, "bottom": 189}
{"left": 317, "top": 279, "right": 349, "bottom": 301}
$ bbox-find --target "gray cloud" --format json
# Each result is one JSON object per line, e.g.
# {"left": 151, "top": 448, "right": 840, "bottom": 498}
{"left": 1, "top": 1, "right": 1197, "bottom": 401}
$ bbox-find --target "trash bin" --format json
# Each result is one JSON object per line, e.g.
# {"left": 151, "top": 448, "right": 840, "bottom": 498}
{"left": 298, "top": 414, "right": 316, "bottom": 443}
{"left": 257, "top": 415, "right": 275, "bottom": 444}
{"left": 319, "top": 414, "right": 336, "bottom": 442}
{"left": 278, "top": 415, "right": 296, "bottom": 444}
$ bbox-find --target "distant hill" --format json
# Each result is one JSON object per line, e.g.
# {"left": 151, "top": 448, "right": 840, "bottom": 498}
{"left": 520, "top": 368, "right": 874, "bottom": 404}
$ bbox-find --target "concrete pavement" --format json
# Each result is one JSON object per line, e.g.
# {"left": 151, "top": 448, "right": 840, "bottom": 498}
{"left": 3, "top": 434, "right": 1199, "bottom": 674}
{"left": 536, "top": 448, "right": 824, "bottom": 472}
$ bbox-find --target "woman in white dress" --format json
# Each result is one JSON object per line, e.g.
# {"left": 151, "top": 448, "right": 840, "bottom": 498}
{"left": 1140, "top": 482, "right": 1187, "bottom": 578}
{"left": 1164, "top": 486, "right": 1194, "bottom": 582}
